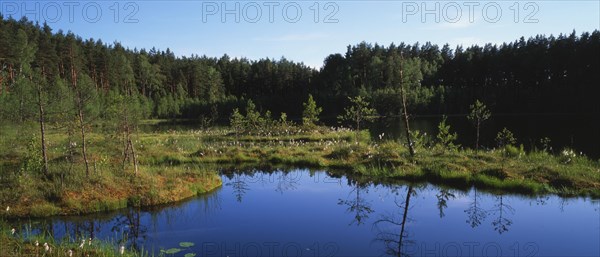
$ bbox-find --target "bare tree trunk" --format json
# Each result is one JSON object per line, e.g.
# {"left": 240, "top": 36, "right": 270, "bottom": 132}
{"left": 8, "top": 64, "right": 14, "bottom": 87}
{"left": 122, "top": 133, "right": 130, "bottom": 170}
{"left": 399, "top": 54, "right": 415, "bottom": 156}
{"left": 129, "top": 136, "right": 139, "bottom": 176}
{"left": 37, "top": 82, "right": 49, "bottom": 175}
{"left": 122, "top": 100, "right": 139, "bottom": 176}
{"left": 355, "top": 114, "right": 361, "bottom": 145}
{"left": 77, "top": 104, "right": 90, "bottom": 176}
{"left": 475, "top": 121, "right": 480, "bottom": 152}
{"left": 71, "top": 46, "right": 91, "bottom": 177}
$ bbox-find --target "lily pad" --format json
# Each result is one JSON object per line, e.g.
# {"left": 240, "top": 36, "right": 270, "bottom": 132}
{"left": 184, "top": 253, "right": 197, "bottom": 257}
{"left": 180, "top": 242, "right": 195, "bottom": 248}
{"left": 161, "top": 248, "right": 182, "bottom": 254}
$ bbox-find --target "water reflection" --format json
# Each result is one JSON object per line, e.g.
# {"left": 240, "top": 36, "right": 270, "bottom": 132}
{"left": 489, "top": 195, "right": 515, "bottom": 234}
{"left": 338, "top": 179, "right": 374, "bottom": 226}
{"left": 374, "top": 185, "right": 416, "bottom": 257}
{"left": 436, "top": 189, "right": 456, "bottom": 219}
{"left": 225, "top": 172, "right": 249, "bottom": 202}
{"left": 464, "top": 187, "right": 487, "bottom": 228}
{"left": 111, "top": 209, "right": 147, "bottom": 250}
{"left": 275, "top": 171, "right": 300, "bottom": 194}
{"left": 11, "top": 169, "right": 599, "bottom": 257}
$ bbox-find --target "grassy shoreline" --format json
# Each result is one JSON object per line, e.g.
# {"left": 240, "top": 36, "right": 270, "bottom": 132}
{"left": 1, "top": 124, "right": 599, "bottom": 220}
{"left": 142, "top": 127, "right": 600, "bottom": 198}
{"left": 0, "top": 124, "right": 599, "bottom": 256}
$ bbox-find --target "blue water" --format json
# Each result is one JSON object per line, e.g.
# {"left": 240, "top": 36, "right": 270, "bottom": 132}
{"left": 23, "top": 169, "right": 600, "bottom": 257}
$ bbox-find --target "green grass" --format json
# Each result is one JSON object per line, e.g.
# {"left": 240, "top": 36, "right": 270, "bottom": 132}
{"left": 1, "top": 122, "right": 599, "bottom": 220}
{"left": 0, "top": 123, "right": 223, "bottom": 218}
{"left": 1, "top": 122, "right": 599, "bottom": 256}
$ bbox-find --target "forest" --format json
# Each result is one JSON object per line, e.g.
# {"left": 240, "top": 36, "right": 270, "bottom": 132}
{"left": 1, "top": 15, "right": 599, "bottom": 126}
{"left": 1, "top": 14, "right": 600, "bottom": 257}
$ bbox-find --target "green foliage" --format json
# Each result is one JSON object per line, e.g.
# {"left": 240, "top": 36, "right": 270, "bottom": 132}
{"left": 467, "top": 99, "right": 491, "bottom": 150}
{"left": 229, "top": 108, "right": 245, "bottom": 136}
{"left": 338, "top": 96, "right": 377, "bottom": 131}
{"left": 410, "top": 130, "right": 430, "bottom": 151}
{"left": 279, "top": 112, "right": 290, "bottom": 128}
{"left": 436, "top": 116, "right": 458, "bottom": 151}
{"left": 504, "top": 144, "right": 525, "bottom": 158}
{"left": 20, "top": 135, "right": 43, "bottom": 174}
{"left": 467, "top": 100, "right": 491, "bottom": 125}
{"left": 338, "top": 96, "right": 377, "bottom": 144}
{"left": 496, "top": 127, "right": 517, "bottom": 147}
{"left": 373, "top": 141, "right": 402, "bottom": 160}
{"left": 302, "top": 94, "right": 322, "bottom": 127}
{"left": 244, "top": 100, "right": 263, "bottom": 131}
{"left": 157, "top": 94, "right": 181, "bottom": 119}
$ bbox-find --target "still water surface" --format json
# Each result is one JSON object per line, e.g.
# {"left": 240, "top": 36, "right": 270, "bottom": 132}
{"left": 24, "top": 169, "right": 599, "bottom": 257}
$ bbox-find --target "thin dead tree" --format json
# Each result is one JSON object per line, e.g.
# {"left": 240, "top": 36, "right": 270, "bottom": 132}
{"left": 398, "top": 52, "right": 415, "bottom": 156}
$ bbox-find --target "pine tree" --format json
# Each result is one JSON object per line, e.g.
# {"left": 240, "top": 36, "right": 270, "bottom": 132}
{"left": 467, "top": 100, "right": 491, "bottom": 151}
{"left": 302, "top": 94, "right": 322, "bottom": 127}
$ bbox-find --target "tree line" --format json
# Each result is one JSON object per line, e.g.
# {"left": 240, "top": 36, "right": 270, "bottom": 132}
{"left": 1, "top": 15, "right": 599, "bottom": 127}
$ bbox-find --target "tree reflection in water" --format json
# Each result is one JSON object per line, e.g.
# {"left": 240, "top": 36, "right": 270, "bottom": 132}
{"left": 111, "top": 208, "right": 147, "bottom": 250}
{"left": 275, "top": 170, "right": 300, "bottom": 194}
{"left": 338, "top": 179, "right": 374, "bottom": 226}
{"left": 373, "top": 185, "right": 416, "bottom": 257}
{"left": 464, "top": 187, "right": 487, "bottom": 228}
{"left": 225, "top": 172, "right": 249, "bottom": 203}
{"left": 436, "top": 189, "right": 456, "bottom": 218}
{"left": 489, "top": 194, "right": 515, "bottom": 234}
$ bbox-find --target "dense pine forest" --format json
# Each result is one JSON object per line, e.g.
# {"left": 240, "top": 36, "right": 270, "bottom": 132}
{"left": 1, "top": 16, "right": 599, "bottom": 125}
{"left": 2, "top": 14, "right": 600, "bottom": 255}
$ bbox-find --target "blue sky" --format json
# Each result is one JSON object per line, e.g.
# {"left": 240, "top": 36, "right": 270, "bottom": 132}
{"left": 2, "top": 0, "right": 599, "bottom": 68}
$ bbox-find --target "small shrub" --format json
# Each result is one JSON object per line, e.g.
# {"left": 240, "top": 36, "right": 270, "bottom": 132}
{"left": 20, "top": 135, "right": 43, "bottom": 174}
{"left": 302, "top": 94, "right": 322, "bottom": 127}
{"left": 496, "top": 127, "right": 516, "bottom": 148}
{"left": 410, "top": 130, "right": 431, "bottom": 151}
{"left": 436, "top": 116, "right": 458, "bottom": 152}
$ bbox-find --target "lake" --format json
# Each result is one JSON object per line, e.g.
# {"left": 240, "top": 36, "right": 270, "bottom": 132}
{"left": 18, "top": 169, "right": 600, "bottom": 257}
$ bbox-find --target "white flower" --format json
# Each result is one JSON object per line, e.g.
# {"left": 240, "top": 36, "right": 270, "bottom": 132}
{"left": 44, "top": 243, "right": 50, "bottom": 252}
{"left": 35, "top": 240, "right": 39, "bottom": 247}
{"left": 5, "top": 206, "right": 9, "bottom": 212}
{"left": 79, "top": 239, "right": 85, "bottom": 248}
{"left": 68, "top": 249, "right": 73, "bottom": 257}
{"left": 10, "top": 228, "right": 15, "bottom": 235}
{"left": 120, "top": 245, "right": 125, "bottom": 255}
